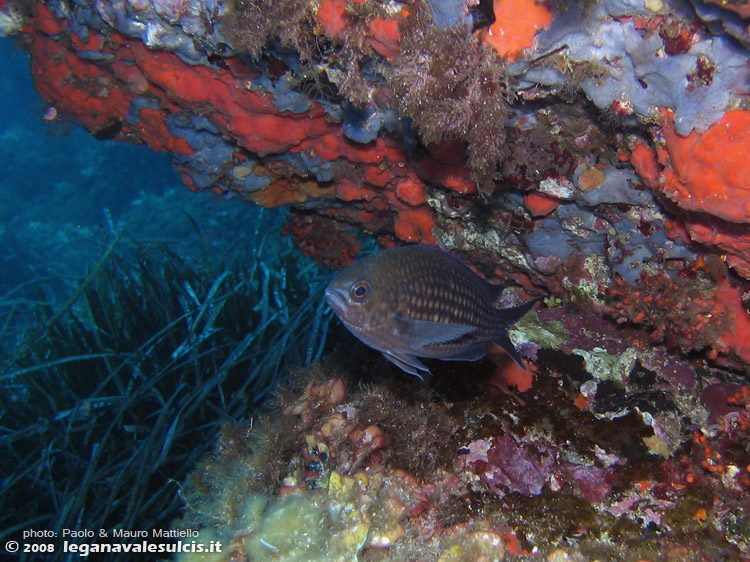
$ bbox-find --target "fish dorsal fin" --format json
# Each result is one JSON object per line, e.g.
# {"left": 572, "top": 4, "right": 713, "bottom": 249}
{"left": 394, "top": 315, "right": 476, "bottom": 349}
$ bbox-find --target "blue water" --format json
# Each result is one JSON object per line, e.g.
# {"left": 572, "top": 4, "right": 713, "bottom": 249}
{"left": 0, "top": 38, "right": 280, "bottom": 295}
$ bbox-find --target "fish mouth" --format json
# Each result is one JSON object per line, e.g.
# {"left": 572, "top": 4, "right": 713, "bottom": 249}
{"left": 324, "top": 286, "right": 347, "bottom": 314}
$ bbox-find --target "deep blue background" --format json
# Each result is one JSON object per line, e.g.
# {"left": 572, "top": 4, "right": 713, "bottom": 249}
{"left": 0, "top": 38, "right": 278, "bottom": 295}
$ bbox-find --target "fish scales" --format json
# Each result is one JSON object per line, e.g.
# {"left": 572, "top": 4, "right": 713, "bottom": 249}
{"left": 325, "top": 245, "right": 541, "bottom": 380}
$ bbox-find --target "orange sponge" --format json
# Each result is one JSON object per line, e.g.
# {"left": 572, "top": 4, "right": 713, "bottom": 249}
{"left": 484, "top": 0, "right": 553, "bottom": 61}
{"left": 661, "top": 108, "right": 750, "bottom": 224}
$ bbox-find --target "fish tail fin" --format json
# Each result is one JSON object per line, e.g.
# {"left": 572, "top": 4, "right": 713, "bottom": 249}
{"left": 493, "top": 296, "right": 543, "bottom": 369}
{"left": 496, "top": 296, "right": 543, "bottom": 325}
{"left": 494, "top": 332, "right": 525, "bottom": 368}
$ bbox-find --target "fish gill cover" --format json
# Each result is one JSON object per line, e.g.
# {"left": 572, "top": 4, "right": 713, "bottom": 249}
{"left": 1, "top": 0, "right": 750, "bottom": 560}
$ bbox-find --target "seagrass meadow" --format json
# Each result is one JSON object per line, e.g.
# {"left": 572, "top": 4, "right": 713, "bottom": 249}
{"left": 0, "top": 228, "right": 333, "bottom": 557}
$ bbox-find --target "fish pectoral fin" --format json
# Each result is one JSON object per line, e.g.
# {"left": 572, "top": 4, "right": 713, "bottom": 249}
{"left": 394, "top": 316, "right": 476, "bottom": 348}
{"left": 382, "top": 350, "right": 432, "bottom": 382}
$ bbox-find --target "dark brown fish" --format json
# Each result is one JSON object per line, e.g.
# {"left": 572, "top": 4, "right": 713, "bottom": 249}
{"left": 325, "top": 245, "right": 541, "bottom": 380}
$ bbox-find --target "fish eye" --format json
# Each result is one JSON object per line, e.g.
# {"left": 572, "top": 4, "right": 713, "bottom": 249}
{"left": 349, "top": 280, "right": 371, "bottom": 301}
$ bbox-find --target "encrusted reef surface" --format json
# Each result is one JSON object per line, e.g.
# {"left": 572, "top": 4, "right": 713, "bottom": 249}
{"left": 4, "top": 0, "right": 750, "bottom": 557}
{"left": 177, "top": 362, "right": 750, "bottom": 560}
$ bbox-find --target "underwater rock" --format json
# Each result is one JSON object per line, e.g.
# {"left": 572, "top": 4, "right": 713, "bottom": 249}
{"left": 690, "top": 0, "right": 750, "bottom": 47}
{"left": 11, "top": 0, "right": 750, "bottom": 293}
{"left": 513, "top": 1, "right": 750, "bottom": 135}
{"left": 177, "top": 372, "right": 514, "bottom": 560}
{"left": 176, "top": 365, "right": 750, "bottom": 560}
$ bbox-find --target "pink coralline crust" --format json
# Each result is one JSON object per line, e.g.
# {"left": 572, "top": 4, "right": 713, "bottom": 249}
{"left": 464, "top": 434, "right": 615, "bottom": 502}
{"left": 565, "top": 464, "right": 613, "bottom": 504}
{"left": 485, "top": 436, "right": 556, "bottom": 496}
{"left": 468, "top": 435, "right": 557, "bottom": 496}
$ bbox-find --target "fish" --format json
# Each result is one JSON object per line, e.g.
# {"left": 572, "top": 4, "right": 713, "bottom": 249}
{"left": 324, "top": 245, "right": 541, "bottom": 380}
